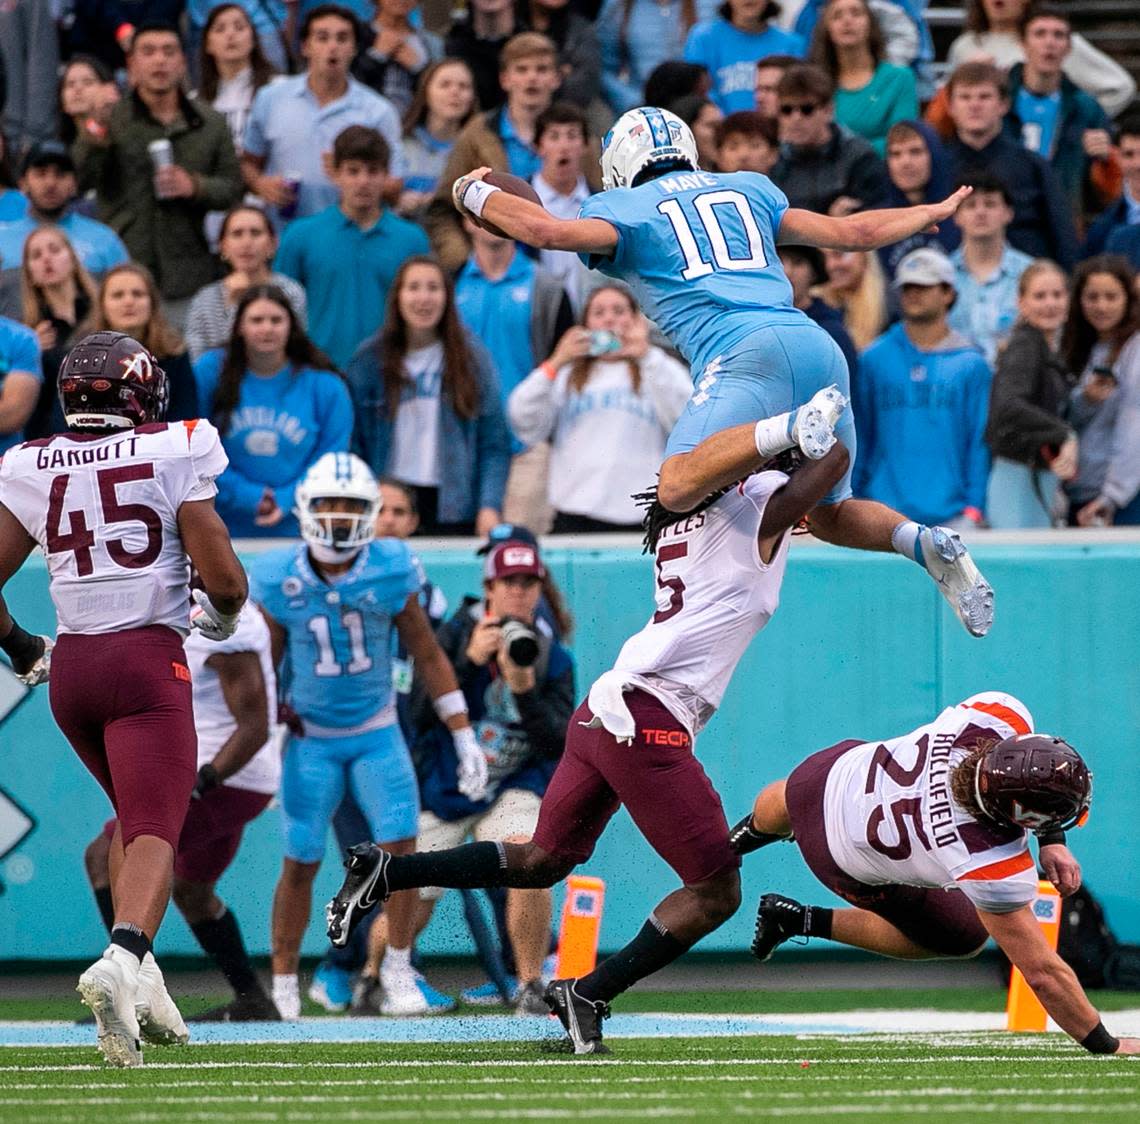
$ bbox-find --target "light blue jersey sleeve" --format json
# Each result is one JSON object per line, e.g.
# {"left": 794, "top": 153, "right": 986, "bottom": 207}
{"left": 578, "top": 172, "right": 797, "bottom": 374}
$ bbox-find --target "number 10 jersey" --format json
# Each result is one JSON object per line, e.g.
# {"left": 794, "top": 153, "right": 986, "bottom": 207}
{"left": 0, "top": 420, "right": 228, "bottom": 636}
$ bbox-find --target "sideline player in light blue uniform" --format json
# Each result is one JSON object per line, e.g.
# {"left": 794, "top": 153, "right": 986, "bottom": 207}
{"left": 451, "top": 107, "right": 995, "bottom": 638}
{"left": 251, "top": 453, "right": 491, "bottom": 1018}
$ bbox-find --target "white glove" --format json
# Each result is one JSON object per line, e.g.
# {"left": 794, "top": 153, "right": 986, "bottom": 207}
{"left": 189, "top": 589, "right": 241, "bottom": 642}
{"left": 453, "top": 726, "right": 489, "bottom": 802}
{"left": 15, "top": 636, "right": 53, "bottom": 686}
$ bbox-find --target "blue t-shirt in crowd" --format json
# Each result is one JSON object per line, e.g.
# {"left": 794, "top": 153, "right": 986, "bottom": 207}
{"left": 684, "top": 18, "right": 805, "bottom": 112}
{"left": 250, "top": 538, "right": 420, "bottom": 730}
{"left": 0, "top": 316, "right": 42, "bottom": 455}
{"left": 0, "top": 191, "right": 27, "bottom": 222}
{"left": 188, "top": 1, "right": 286, "bottom": 32}
{"left": 274, "top": 205, "right": 429, "bottom": 369}
{"left": 455, "top": 251, "right": 539, "bottom": 451}
{"left": 193, "top": 351, "right": 354, "bottom": 537}
{"left": 0, "top": 211, "right": 128, "bottom": 276}
{"left": 1015, "top": 88, "right": 1063, "bottom": 157}
{"left": 499, "top": 110, "right": 540, "bottom": 181}
{"left": 580, "top": 168, "right": 807, "bottom": 376}
{"left": 853, "top": 324, "right": 992, "bottom": 525}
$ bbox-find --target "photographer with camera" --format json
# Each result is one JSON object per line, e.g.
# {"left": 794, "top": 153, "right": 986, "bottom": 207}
{"left": 408, "top": 537, "right": 575, "bottom": 1014}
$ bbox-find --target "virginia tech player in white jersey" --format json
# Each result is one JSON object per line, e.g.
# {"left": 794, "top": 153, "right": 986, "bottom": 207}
{"left": 0, "top": 331, "right": 248, "bottom": 1069}
{"left": 734, "top": 693, "right": 1140, "bottom": 1055}
{"left": 823, "top": 692, "right": 1042, "bottom": 914}
{"left": 594, "top": 470, "right": 792, "bottom": 737}
{"left": 0, "top": 419, "right": 228, "bottom": 635}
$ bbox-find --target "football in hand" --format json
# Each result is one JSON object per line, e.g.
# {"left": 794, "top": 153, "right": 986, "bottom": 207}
{"left": 469, "top": 172, "right": 541, "bottom": 239}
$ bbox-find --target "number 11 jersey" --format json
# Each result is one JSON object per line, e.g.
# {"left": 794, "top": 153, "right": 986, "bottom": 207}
{"left": 579, "top": 170, "right": 808, "bottom": 376}
{"left": 0, "top": 420, "right": 228, "bottom": 635}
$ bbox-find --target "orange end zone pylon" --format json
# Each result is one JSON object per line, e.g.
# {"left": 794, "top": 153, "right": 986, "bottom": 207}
{"left": 555, "top": 875, "right": 606, "bottom": 980}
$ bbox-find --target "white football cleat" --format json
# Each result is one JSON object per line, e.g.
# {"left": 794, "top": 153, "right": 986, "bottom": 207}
{"left": 791, "top": 384, "right": 847, "bottom": 460}
{"left": 918, "top": 525, "right": 995, "bottom": 638}
{"left": 379, "top": 971, "right": 456, "bottom": 1016}
{"left": 77, "top": 945, "right": 143, "bottom": 1068}
{"left": 135, "top": 952, "right": 189, "bottom": 1045}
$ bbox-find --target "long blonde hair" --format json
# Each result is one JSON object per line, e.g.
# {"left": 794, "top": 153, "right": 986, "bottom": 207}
{"left": 814, "top": 251, "right": 888, "bottom": 351}
{"left": 83, "top": 262, "right": 185, "bottom": 357}
{"left": 20, "top": 225, "right": 97, "bottom": 328}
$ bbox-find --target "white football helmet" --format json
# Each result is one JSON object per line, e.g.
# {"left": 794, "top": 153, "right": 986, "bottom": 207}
{"left": 295, "top": 452, "right": 381, "bottom": 560}
{"left": 600, "top": 106, "right": 700, "bottom": 191}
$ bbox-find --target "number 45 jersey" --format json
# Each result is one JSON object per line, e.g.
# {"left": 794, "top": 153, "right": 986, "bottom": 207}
{"left": 579, "top": 170, "right": 808, "bottom": 376}
{"left": 250, "top": 540, "right": 420, "bottom": 734}
{"left": 823, "top": 692, "right": 1041, "bottom": 914}
{"left": 0, "top": 421, "right": 228, "bottom": 635}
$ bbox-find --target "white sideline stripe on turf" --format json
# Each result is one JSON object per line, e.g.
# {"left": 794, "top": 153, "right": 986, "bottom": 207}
{"left": 5, "top": 1053, "right": 1138, "bottom": 1073}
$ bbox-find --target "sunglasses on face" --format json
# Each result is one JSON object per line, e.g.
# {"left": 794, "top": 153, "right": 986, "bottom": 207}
{"left": 779, "top": 102, "right": 820, "bottom": 117}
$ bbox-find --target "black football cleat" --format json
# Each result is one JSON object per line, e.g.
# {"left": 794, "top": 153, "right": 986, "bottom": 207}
{"left": 728, "top": 814, "right": 790, "bottom": 855}
{"left": 544, "top": 979, "right": 611, "bottom": 1056}
{"left": 189, "top": 991, "right": 282, "bottom": 1022}
{"left": 326, "top": 843, "right": 391, "bottom": 948}
{"left": 751, "top": 893, "right": 809, "bottom": 962}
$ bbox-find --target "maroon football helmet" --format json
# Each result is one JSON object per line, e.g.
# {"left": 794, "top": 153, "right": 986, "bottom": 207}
{"left": 58, "top": 331, "right": 168, "bottom": 431}
{"left": 974, "top": 734, "right": 1092, "bottom": 832}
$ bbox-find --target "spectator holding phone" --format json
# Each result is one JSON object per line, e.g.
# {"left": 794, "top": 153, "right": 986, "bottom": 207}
{"left": 1061, "top": 256, "right": 1140, "bottom": 526}
{"left": 508, "top": 285, "right": 691, "bottom": 533}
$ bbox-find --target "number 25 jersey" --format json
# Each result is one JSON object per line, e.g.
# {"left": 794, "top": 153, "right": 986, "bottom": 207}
{"left": 0, "top": 420, "right": 228, "bottom": 635}
{"left": 580, "top": 170, "right": 808, "bottom": 375}
{"left": 823, "top": 692, "right": 1040, "bottom": 914}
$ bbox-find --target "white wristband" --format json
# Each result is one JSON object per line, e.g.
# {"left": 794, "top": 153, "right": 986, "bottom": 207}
{"left": 434, "top": 689, "right": 468, "bottom": 721}
{"left": 461, "top": 179, "right": 501, "bottom": 218}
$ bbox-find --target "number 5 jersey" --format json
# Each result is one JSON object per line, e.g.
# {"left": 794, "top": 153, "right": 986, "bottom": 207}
{"left": 591, "top": 470, "right": 791, "bottom": 738}
{"left": 0, "top": 420, "right": 228, "bottom": 635}
{"left": 822, "top": 692, "right": 1041, "bottom": 913}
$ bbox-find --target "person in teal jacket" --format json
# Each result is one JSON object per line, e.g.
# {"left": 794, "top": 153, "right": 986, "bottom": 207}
{"left": 1003, "top": 8, "right": 1112, "bottom": 226}
{"left": 808, "top": 0, "right": 918, "bottom": 156}
{"left": 194, "top": 283, "right": 354, "bottom": 538}
{"left": 346, "top": 255, "right": 510, "bottom": 536}
{"left": 854, "top": 248, "right": 992, "bottom": 527}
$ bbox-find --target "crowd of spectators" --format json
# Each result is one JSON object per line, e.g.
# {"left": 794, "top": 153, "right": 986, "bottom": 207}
{"left": 0, "top": 0, "right": 1138, "bottom": 529}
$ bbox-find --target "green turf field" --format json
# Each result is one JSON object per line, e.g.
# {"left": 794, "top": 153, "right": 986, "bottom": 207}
{"left": 2, "top": 1035, "right": 1138, "bottom": 1124}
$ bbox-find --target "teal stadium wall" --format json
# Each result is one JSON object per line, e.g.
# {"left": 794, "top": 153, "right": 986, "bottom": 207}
{"left": 1, "top": 538, "right": 1138, "bottom": 960}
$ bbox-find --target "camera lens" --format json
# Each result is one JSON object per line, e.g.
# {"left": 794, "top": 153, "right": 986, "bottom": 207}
{"left": 500, "top": 618, "right": 539, "bottom": 667}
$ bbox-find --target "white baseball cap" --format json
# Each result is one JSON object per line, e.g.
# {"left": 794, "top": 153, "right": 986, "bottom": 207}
{"left": 893, "top": 247, "right": 957, "bottom": 290}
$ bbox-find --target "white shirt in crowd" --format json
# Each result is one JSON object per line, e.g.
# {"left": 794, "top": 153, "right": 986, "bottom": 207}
{"left": 387, "top": 341, "right": 444, "bottom": 487}
{"left": 508, "top": 345, "right": 692, "bottom": 524}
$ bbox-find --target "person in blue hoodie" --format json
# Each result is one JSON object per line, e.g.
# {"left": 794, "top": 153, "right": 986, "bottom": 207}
{"left": 854, "top": 247, "right": 992, "bottom": 527}
{"left": 879, "top": 120, "right": 960, "bottom": 283}
{"left": 684, "top": 0, "right": 805, "bottom": 114}
{"left": 194, "top": 284, "right": 354, "bottom": 538}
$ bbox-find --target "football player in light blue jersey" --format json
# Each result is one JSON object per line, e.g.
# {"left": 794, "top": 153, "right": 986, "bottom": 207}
{"left": 451, "top": 106, "right": 995, "bottom": 638}
{"left": 251, "top": 453, "right": 489, "bottom": 1018}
